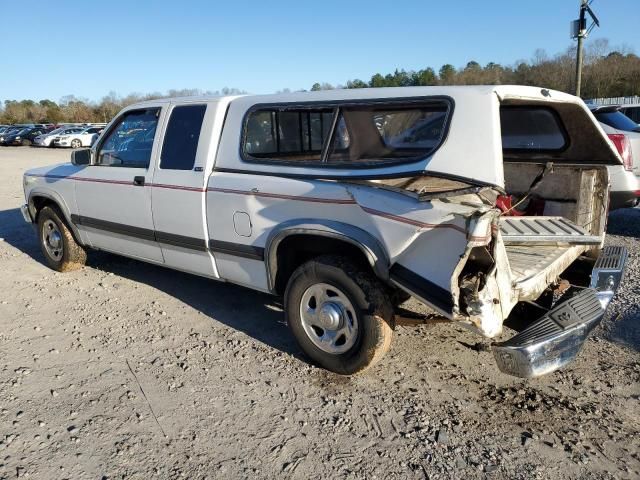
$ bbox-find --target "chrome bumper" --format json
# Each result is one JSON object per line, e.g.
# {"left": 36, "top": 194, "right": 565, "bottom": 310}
{"left": 20, "top": 204, "right": 33, "bottom": 223}
{"left": 492, "top": 246, "right": 627, "bottom": 378}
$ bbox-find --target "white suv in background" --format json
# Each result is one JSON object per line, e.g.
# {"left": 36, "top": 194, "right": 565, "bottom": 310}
{"left": 590, "top": 105, "right": 640, "bottom": 209}
{"left": 52, "top": 126, "right": 104, "bottom": 148}
{"left": 620, "top": 104, "right": 640, "bottom": 125}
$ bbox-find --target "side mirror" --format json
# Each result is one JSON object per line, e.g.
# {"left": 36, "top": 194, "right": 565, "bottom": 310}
{"left": 71, "top": 148, "right": 92, "bottom": 166}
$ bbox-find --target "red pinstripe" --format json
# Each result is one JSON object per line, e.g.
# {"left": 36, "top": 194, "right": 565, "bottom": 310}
{"left": 69, "top": 176, "right": 132, "bottom": 186}
{"left": 25, "top": 174, "right": 491, "bottom": 240}
{"left": 360, "top": 206, "right": 469, "bottom": 234}
{"left": 151, "top": 183, "right": 205, "bottom": 192}
{"left": 207, "top": 187, "right": 357, "bottom": 204}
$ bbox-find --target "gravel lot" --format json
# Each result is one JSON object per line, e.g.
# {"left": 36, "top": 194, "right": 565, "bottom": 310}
{"left": 0, "top": 147, "right": 638, "bottom": 479}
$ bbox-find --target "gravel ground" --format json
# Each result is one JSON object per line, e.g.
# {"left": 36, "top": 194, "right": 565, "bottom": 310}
{"left": 0, "top": 147, "right": 638, "bottom": 480}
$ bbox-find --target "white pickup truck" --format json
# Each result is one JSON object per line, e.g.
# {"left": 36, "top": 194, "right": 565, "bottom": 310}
{"left": 21, "top": 86, "right": 627, "bottom": 378}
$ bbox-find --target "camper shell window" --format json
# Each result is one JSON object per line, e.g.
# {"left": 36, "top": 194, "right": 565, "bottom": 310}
{"left": 241, "top": 99, "right": 453, "bottom": 168}
{"left": 501, "top": 106, "right": 568, "bottom": 152}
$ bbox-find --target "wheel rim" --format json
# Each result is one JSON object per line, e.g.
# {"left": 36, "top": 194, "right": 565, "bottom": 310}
{"left": 42, "top": 219, "right": 63, "bottom": 261}
{"left": 71, "top": 140, "right": 80, "bottom": 148}
{"left": 299, "top": 282, "right": 358, "bottom": 354}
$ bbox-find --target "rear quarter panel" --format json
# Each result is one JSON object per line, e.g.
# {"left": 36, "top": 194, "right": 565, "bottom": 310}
{"left": 205, "top": 171, "right": 480, "bottom": 307}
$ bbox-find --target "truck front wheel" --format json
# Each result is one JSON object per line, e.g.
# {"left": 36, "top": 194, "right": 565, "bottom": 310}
{"left": 284, "top": 255, "right": 395, "bottom": 375}
{"left": 37, "top": 206, "right": 87, "bottom": 272}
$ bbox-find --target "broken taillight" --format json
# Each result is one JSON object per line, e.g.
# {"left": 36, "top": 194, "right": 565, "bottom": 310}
{"left": 608, "top": 133, "right": 634, "bottom": 171}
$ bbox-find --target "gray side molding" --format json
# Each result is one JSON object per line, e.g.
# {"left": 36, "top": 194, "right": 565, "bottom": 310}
{"left": 264, "top": 219, "right": 390, "bottom": 292}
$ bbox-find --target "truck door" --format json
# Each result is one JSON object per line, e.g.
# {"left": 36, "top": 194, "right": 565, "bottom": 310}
{"left": 150, "top": 103, "right": 219, "bottom": 278}
{"left": 74, "top": 107, "right": 164, "bottom": 262}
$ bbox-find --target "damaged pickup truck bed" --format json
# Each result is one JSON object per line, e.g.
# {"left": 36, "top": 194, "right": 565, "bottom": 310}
{"left": 21, "top": 85, "right": 627, "bottom": 377}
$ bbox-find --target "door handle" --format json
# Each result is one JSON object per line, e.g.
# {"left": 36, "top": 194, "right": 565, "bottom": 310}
{"left": 133, "top": 176, "right": 145, "bottom": 186}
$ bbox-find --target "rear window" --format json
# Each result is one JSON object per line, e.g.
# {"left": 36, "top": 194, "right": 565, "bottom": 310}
{"left": 621, "top": 106, "right": 640, "bottom": 124}
{"left": 500, "top": 107, "right": 567, "bottom": 151}
{"left": 595, "top": 111, "right": 640, "bottom": 133}
{"left": 242, "top": 100, "right": 451, "bottom": 167}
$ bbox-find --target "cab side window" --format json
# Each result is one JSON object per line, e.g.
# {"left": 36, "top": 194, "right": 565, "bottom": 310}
{"left": 160, "top": 105, "right": 206, "bottom": 170}
{"left": 96, "top": 108, "right": 160, "bottom": 168}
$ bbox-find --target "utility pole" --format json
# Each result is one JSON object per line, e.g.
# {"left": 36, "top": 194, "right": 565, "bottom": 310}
{"left": 574, "top": 1, "right": 587, "bottom": 97}
{"left": 571, "top": 0, "right": 599, "bottom": 98}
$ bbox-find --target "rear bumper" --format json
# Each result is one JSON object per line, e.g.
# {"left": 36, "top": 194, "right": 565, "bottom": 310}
{"left": 492, "top": 245, "right": 627, "bottom": 378}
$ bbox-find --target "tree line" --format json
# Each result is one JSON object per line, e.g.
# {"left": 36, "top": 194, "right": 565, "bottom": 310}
{"left": 0, "top": 88, "right": 245, "bottom": 125}
{"left": 311, "top": 39, "right": 640, "bottom": 98}
{"left": 2, "top": 39, "right": 638, "bottom": 125}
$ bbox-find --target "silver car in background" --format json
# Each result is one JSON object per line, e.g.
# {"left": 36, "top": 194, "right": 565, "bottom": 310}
{"left": 52, "top": 126, "right": 104, "bottom": 148}
{"left": 33, "top": 127, "right": 85, "bottom": 147}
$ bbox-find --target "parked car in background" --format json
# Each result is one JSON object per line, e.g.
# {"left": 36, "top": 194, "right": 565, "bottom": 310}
{"left": 590, "top": 105, "right": 640, "bottom": 209}
{"left": 592, "top": 104, "right": 640, "bottom": 140}
{"left": 52, "top": 126, "right": 104, "bottom": 148}
{"left": 2, "top": 127, "right": 28, "bottom": 146}
{"left": 0, "top": 127, "right": 24, "bottom": 145}
{"left": 620, "top": 104, "right": 640, "bottom": 125}
{"left": 601, "top": 128, "right": 640, "bottom": 209}
{"left": 3, "top": 127, "right": 47, "bottom": 146}
{"left": 33, "top": 127, "right": 84, "bottom": 147}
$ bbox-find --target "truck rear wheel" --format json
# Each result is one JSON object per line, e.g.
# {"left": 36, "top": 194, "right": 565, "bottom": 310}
{"left": 37, "top": 206, "right": 87, "bottom": 272}
{"left": 284, "top": 255, "right": 394, "bottom": 375}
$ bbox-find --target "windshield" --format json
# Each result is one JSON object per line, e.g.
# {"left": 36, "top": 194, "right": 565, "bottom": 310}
{"left": 595, "top": 111, "right": 640, "bottom": 133}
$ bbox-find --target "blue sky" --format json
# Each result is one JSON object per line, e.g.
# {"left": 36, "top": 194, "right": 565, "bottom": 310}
{"left": 1, "top": 0, "right": 638, "bottom": 103}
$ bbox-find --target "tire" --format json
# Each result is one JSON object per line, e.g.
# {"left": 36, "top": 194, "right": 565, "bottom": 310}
{"left": 70, "top": 139, "right": 82, "bottom": 149}
{"left": 21, "top": 139, "right": 32, "bottom": 146}
{"left": 284, "top": 255, "right": 394, "bottom": 375}
{"left": 37, "top": 206, "right": 87, "bottom": 272}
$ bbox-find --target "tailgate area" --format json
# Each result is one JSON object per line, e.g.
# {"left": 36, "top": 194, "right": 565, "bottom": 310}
{"left": 499, "top": 217, "right": 601, "bottom": 245}
{"left": 505, "top": 245, "right": 572, "bottom": 283}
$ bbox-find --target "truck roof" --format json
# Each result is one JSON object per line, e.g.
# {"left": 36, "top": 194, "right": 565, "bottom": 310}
{"left": 121, "top": 85, "right": 619, "bottom": 189}
{"left": 131, "top": 85, "right": 580, "bottom": 107}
